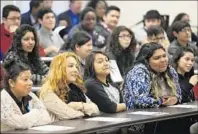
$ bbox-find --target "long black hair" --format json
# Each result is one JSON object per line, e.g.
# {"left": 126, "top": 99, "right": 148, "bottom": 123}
{"left": 84, "top": 50, "right": 110, "bottom": 80}
{"left": 167, "top": 20, "right": 191, "bottom": 42}
{"left": 7, "top": 24, "right": 43, "bottom": 73}
{"left": 106, "top": 26, "right": 136, "bottom": 76}
{"left": 60, "top": 31, "right": 92, "bottom": 51}
{"left": 135, "top": 42, "right": 165, "bottom": 67}
{"left": 107, "top": 26, "right": 136, "bottom": 54}
{"left": 172, "top": 47, "right": 194, "bottom": 68}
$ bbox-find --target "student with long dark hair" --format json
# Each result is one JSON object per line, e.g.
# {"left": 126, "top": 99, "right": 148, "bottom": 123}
{"left": 172, "top": 47, "right": 197, "bottom": 103}
{"left": 168, "top": 21, "right": 198, "bottom": 68}
{"left": 84, "top": 51, "right": 126, "bottom": 113}
{"left": 123, "top": 43, "right": 181, "bottom": 110}
{"left": 106, "top": 26, "right": 136, "bottom": 77}
{"left": 3, "top": 24, "right": 49, "bottom": 85}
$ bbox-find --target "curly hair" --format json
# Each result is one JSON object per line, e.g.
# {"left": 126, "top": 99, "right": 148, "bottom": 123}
{"left": 8, "top": 24, "right": 42, "bottom": 72}
{"left": 106, "top": 26, "right": 136, "bottom": 76}
{"left": 39, "top": 52, "right": 85, "bottom": 102}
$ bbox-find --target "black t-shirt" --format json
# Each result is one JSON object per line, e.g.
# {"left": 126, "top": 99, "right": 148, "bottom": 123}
{"left": 178, "top": 73, "right": 195, "bottom": 103}
{"left": 85, "top": 78, "right": 123, "bottom": 113}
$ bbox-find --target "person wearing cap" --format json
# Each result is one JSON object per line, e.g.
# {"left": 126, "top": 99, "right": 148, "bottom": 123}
{"left": 134, "top": 10, "right": 169, "bottom": 46}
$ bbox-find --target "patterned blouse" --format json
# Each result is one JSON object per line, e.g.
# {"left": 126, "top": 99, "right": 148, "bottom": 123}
{"left": 123, "top": 63, "right": 181, "bottom": 110}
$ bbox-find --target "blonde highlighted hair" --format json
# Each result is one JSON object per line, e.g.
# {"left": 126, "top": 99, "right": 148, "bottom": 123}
{"left": 39, "top": 52, "right": 84, "bottom": 102}
{"left": 151, "top": 71, "right": 177, "bottom": 99}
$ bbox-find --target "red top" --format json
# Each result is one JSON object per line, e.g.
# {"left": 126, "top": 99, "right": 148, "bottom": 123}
{"left": 0, "top": 23, "right": 14, "bottom": 57}
{"left": 38, "top": 45, "right": 46, "bottom": 57}
{"left": 193, "top": 84, "right": 198, "bottom": 100}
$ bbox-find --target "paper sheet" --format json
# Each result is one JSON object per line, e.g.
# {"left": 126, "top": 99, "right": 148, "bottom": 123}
{"left": 109, "top": 60, "right": 123, "bottom": 83}
{"left": 168, "top": 105, "right": 198, "bottom": 109}
{"left": 85, "top": 117, "right": 130, "bottom": 122}
{"left": 30, "top": 125, "right": 74, "bottom": 131}
{"left": 41, "top": 57, "right": 53, "bottom": 62}
{"left": 128, "top": 111, "right": 169, "bottom": 116}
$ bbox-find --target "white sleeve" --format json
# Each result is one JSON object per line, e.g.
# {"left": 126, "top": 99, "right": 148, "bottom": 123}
{"left": 40, "top": 92, "right": 84, "bottom": 120}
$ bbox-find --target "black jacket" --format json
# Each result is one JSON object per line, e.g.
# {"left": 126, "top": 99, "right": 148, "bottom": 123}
{"left": 178, "top": 73, "right": 195, "bottom": 103}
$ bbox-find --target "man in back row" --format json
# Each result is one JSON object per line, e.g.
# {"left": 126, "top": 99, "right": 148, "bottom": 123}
{"left": 134, "top": 10, "right": 169, "bottom": 46}
{"left": 1, "top": 5, "right": 21, "bottom": 59}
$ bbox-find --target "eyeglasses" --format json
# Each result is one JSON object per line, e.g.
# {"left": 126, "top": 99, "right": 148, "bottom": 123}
{"left": 150, "top": 36, "right": 165, "bottom": 41}
{"left": 156, "top": 36, "right": 165, "bottom": 40}
{"left": 118, "top": 34, "right": 132, "bottom": 39}
{"left": 7, "top": 17, "right": 21, "bottom": 21}
{"left": 180, "top": 28, "right": 192, "bottom": 33}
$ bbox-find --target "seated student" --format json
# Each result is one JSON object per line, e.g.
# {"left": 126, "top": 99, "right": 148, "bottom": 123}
{"left": 86, "top": 0, "right": 108, "bottom": 23}
{"left": 123, "top": 43, "right": 189, "bottom": 134}
{"left": 145, "top": 25, "right": 169, "bottom": 50}
{"left": 1, "top": 63, "right": 51, "bottom": 132}
{"left": 1, "top": 5, "right": 21, "bottom": 57}
{"left": 84, "top": 51, "right": 126, "bottom": 113}
{"left": 172, "top": 48, "right": 197, "bottom": 103}
{"left": 37, "top": 8, "right": 64, "bottom": 57}
{"left": 0, "top": 51, "right": 3, "bottom": 61}
{"left": 123, "top": 43, "right": 181, "bottom": 110}
{"left": 3, "top": 24, "right": 49, "bottom": 85}
{"left": 39, "top": 52, "right": 99, "bottom": 121}
{"left": 168, "top": 21, "right": 198, "bottom": 66}
{"left": 60, "top": 31, "right": 93, "bottom": 76}
{"left": 167, "top": 13, "right": 198, "bottom": 43}
{"left": 105, "top": 26, "right": 136, "bottom": 77}
{"left": 67, "top": 7, "right": 106, "bottom": 50}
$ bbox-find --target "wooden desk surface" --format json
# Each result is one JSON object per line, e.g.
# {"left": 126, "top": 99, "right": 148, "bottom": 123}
{"left": 4, "top": 101, "right": 198, "bottom": 134}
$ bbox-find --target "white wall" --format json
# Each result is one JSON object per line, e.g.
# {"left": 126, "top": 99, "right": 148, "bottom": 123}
{"left": 106, "top": 1, "right": 198, "bottom": 29}
{"left": 1, "top": 0, "right": 197, "bottom": 28}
